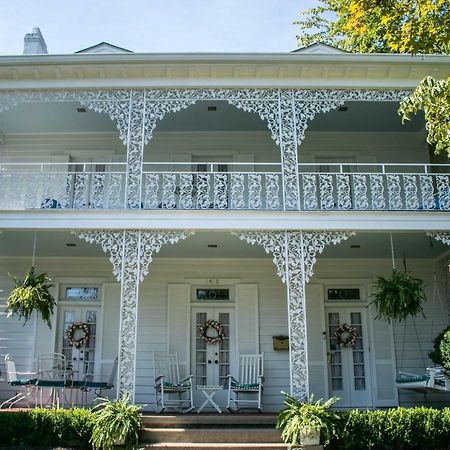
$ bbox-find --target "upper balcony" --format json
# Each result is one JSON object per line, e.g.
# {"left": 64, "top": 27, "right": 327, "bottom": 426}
{"left": 0, "top": 161, "right": 449, "bottom": 212}
{"left": 0, "top": 92, "right": 448, "bottom": 214}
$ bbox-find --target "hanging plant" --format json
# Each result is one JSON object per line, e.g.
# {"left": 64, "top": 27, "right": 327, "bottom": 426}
{"left": 370, "top": 269, "right": 426, "bottom": 322}
{"left": 429, "top": 325, "right": 450, "bottom": 373}
{"left": 6, "top": 267, "right": 56, "bottom": 329}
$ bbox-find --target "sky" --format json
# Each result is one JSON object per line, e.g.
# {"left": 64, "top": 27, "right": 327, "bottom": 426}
{"left": 0, "top": 1, "right": 317, "bottom": 55}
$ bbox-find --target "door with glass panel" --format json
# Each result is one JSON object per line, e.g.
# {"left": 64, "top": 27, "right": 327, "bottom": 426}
{"left": 57, "top": 285, "right": 101, "bottom": 383}
{"left": 191, "top": 307, "right": 234, "bottom": 408}
{"left": 325, "top": 307, "right": 372, "bottom": 408}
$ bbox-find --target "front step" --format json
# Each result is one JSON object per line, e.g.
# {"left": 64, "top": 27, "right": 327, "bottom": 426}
{"left": 138, "top": 414, "right": 323, "bottom": 449}
{"left": 141, "top": 427, "right": 282, "bottom": 443}
{"left": 141, "top": 414, "right": 277, "bottom": 428}
{"left": 139, "top": 444, "right": 292, "bottom": 450}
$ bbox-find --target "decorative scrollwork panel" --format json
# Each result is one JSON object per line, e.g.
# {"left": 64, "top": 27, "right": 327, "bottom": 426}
{"left": 232, "top": 230, "right": 353, "bottom": 399}
{"left": 72, "top": 229, "right": 194, "bottom": 399}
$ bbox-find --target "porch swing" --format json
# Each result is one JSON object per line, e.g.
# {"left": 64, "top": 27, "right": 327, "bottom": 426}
{"left": 393, "top": 236, "right": 450, "bottom": 393}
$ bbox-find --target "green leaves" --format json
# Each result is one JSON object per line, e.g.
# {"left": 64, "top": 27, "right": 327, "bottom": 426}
{"left": 429, "top": 325, "right": 450, "bottom": 372}
{"left": 90, "top": 393, "right": 142, "bottom": 450}
{"left": 276, "top": 393, "right": 339, "bottom": 446}
{"left": 295, "top": 1, "right": 450, "bottom": 156}
{"left": 398, "top": 76, "right": 450, "bottom": 156}
{"left": 370, "top": 269, "right": 426, "bottom": 322}
{"left": 6, "top": 267, "right": 56, "bottom": 328}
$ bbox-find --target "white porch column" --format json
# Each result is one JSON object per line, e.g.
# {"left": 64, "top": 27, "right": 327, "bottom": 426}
{"left": 73, "top": 229, "right": 194, "bottom": 401}
{"left": 233, "top": 230, "right": 354, "bottom": 399}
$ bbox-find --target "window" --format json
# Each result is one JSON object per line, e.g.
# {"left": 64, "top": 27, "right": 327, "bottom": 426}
{"left": 64, "top": 287, "right": 99, "bottom": 301}
{"left": 327, "top": 288, "right": 361, "bottom": 301}
{"left": 195, "top": 288, "right": 230, "bottom": 301}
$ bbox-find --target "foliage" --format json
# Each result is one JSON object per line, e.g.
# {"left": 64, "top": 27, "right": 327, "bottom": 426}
{"left": 0, "top": 408, "right": 94, "bottom": 448}
{"left": 370, "top": 269, "right": 426, "bottom": 322}
{"left": 90, "top": 393, "right": 142, "bottom": 450}
{"left": 328, "top": 407, "right": 450, "bottom": 449}
{"left": 6, "top": 266, "right": 56, "bottom": 328}
{"left": 295, "top": 0, "right": 450, "bottom": 54}
{"left": 429, "top": 325, "right": 450, "bottom": 372}
{"left": 295, "top": 0, "right": 450, "bottom": 156}
{"left": 276, "top": 393, "right": 339, "bottom": 446}
{"left": 398, "top": 76, "right": 450, "bottom": 156}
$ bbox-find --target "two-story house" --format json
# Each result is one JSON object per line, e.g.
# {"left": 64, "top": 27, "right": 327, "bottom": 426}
{"left": 0, "top": 28, "right": 449, "bottom": 412}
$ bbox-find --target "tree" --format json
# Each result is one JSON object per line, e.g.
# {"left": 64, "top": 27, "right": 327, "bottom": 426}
{"left": 295, "top": 0, "right": 450, "bottom": 155}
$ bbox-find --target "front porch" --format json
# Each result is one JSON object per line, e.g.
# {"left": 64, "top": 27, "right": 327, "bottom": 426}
{"left": 1, "top": 230, "right": 449, "bottom": 412}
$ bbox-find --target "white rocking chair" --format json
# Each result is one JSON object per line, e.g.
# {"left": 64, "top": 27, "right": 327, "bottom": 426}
{"left": 0, "top": 354, "right": 37, "bottom": 409}
{"left": 227, "top": 354, "right": 264, "bottom": 412}
{"left": 152, "top": 352, "right": 194, "bottom": 412}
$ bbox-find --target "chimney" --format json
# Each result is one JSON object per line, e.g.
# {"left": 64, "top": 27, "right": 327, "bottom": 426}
{"left": 23, "top": 27, "right": 48, "bottom": 55}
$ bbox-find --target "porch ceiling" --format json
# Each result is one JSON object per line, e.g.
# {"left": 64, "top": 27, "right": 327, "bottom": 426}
{"left": 0, "top": 230, "right": 447, "bottom": 260}
{"left": 0, "top": 99, "right": 425, "bottom": 135}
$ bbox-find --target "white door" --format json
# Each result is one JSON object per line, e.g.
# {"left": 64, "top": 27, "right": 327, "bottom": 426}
{"left": 58, "top": 306, "right": 101, "bottom": 379}
{"left": 325, "top": 307, "right": 372, "bottom": 408}
{"left": 191, "top": 307, "right": 234, "bottom": 408}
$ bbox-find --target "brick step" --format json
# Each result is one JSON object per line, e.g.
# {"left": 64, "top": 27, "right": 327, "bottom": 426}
{"left": 141, "top": 414, "right": 277, "bottom": 428}
{"left": 141, "top": 427, "right": 283, "bottom": 444}
{"left": 137, "top": 444, "right": 299, "bottom": 450}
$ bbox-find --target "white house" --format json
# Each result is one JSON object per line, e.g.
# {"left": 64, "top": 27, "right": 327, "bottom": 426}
{"left": 0, "top": 29, "right": 449, "bottom": 412}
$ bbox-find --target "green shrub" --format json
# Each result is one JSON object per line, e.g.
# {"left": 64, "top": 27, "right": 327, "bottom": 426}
{"left": 0, "top": 408, "right": 94, "bottom": 448}
{"left": 328, "top": 407, "right": 450, "bottom": 450}
{"left": 429, "top": 325, "right": 450, "bottom": 372}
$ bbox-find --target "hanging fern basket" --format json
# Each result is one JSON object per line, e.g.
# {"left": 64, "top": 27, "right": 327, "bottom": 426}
{"left": 370, "top": 269, "right": 426, "bottom": 322}
{"left": 6, "top": 267, "right": 56, "bottom": 329}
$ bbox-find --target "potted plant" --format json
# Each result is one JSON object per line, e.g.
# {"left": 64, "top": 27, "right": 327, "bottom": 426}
{"left": 276, "top": 393, "right": 339, "bottom": 448}
{"left": 6, "top": 267, "right": 56, "bottom": 328}
{"left": 370, "top": 269, "right": 426, "bottom": 322}
{"left": 91, "top": 393, "right": 142, "bottom": 449}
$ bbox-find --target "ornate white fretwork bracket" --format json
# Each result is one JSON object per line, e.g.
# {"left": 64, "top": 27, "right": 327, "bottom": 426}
{"left": 232, "top": 230, "right": 354, "bottom": 399}
{"left": 426, "top": 232, "right": 450, "bottom": 246}
{"left": 72, "top": 229, "right": 194, "bottom": 399}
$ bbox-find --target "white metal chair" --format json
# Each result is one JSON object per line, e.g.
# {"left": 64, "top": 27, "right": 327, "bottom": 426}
{"left": 72, "top": 357, "right": 118, "bottom": 405}
{"left": 0, "top": 354, "right": 37, "bottom": 409}
{"left": 35, "top": 352, "right": 68, "bottom": 408}
{"left": 227, "top": 354, "right": 264, "bottom": 412}
{"left": 152, "top": 352, "right": 194, "bottom": 412}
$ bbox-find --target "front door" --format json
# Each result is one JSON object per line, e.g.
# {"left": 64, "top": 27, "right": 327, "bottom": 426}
{"left": 325, "top": 307, "right": 372, "bottom": 408}
{"left": 58, "top": 306, "right": 100, "bottom": 379}
{"left": 191, "top": 307, "right": 234, "bottom": 408}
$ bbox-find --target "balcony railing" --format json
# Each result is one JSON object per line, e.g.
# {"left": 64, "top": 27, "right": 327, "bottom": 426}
{"left": 0, "top": 161, "right": 449, "bottom": 212}
{"left": 0, "top": 162, "right": 126, "bottom": 210}
{"left": 298, "top": 163, "right": 450, "bottom": 212}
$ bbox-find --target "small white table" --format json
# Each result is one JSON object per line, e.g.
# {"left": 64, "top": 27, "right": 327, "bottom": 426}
{"left": 196, "top": 385, "right": 223, "bottom": 414}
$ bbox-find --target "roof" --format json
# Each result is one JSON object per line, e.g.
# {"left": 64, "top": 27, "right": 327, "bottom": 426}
{"left": 0, "top": 51, "right": 448, "bottom": 90}
{"left": 292, "top": 43, "right": 348, "bottom": 54}
{"left": 75, "top": 42, "right": 133, "bottom": 54}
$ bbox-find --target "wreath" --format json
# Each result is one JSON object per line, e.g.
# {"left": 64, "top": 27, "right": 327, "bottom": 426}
{"left": 335, "top": 323, "right": 358, "bottom": 348}
{"left": 198, "top": 320, "right": 225, "bottom": 344}
{"left": 66, "top": 322, "right": 90, "bottom": 349}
